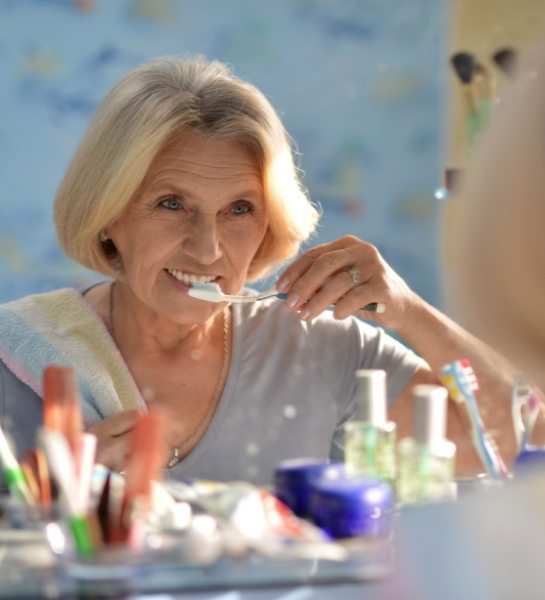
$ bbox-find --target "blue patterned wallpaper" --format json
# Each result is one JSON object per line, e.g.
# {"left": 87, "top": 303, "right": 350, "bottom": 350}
{"left": 0, "top": 0, "right": 447, "bottom": 305}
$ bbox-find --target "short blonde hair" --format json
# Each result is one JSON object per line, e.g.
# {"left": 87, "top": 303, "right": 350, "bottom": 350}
{"left": 54, "top": 56, "right": 320, "bottom": 281}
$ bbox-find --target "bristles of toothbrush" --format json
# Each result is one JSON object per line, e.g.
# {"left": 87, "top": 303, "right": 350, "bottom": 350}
{"left": 440, "top": 360, "right": 508, "bottom": 480}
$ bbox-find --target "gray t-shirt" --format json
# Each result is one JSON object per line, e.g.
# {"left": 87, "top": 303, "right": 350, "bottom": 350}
{"left": 0, "top": 293, "right": 424, "bottom": 485}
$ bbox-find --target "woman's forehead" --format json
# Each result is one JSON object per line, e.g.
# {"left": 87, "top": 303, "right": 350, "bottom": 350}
{"left": 158, "top": 131, "right": 253, "bottom": 161}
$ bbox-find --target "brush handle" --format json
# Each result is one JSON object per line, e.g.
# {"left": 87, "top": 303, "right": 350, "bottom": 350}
{"left": 361, "top": 302, "right": 386, "bottom": 313}
{"left": 190, "top": 285, "right": 386, "bottom": 313}
{"left": 263, "top": 293, "right": 385, "bottom": 313}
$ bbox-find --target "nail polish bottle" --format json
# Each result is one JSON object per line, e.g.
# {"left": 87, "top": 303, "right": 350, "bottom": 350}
{"left": 397, "top": 384, "right": 457, "bottom": 504}
{"left": 344, "top": 369, "right": 396, "bottom": 483}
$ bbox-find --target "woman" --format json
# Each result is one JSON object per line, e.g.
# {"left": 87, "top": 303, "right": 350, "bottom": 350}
{"left": 0, "top": 56, "right": 515, "bottom": 481}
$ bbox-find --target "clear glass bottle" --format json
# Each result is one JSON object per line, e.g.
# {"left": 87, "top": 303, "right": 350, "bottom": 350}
{"left": 397, "top": 384, "right": 457, "bottom": 504}
{"left": 344, "top": 369, "right": 396, "bottom": 483}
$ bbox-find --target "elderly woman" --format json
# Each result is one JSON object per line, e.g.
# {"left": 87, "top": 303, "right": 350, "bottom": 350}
{"left": 0, "top": 56, "right": 515, "bottom": 481}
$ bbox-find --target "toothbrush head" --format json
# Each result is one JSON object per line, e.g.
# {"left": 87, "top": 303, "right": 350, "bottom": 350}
{"left": 456, "top": 359, "right": 479, "bottom": 391}
{"left": 440, "top": 359, "right": 478, "bottom": 403}
{"left": 187, "top": 282, "right": 225, "bottom": 303}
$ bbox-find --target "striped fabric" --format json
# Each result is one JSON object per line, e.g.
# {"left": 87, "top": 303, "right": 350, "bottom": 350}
{"left": 0, "top": 288, "right": 145, "bottom": 424}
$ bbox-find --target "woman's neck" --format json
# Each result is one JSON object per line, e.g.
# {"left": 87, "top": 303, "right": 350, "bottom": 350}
{"left": 109, "top": 280, "right": 222, "bottom": 358}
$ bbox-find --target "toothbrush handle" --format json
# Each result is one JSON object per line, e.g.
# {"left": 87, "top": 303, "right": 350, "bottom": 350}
{"left": 275, "top": 293, "right": 385, "bottom": 314}
{"left": 361, "top": 302, "right": 385, "bottom": 313}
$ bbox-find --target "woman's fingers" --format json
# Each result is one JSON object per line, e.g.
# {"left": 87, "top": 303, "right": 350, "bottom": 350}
{"left": 87, "top": 409, "right": 142, "bottom": 471}
{"left": 88, "top": 409, "right": 141, "bottom": 437}
{"left": 95, "top": 433, "right": 132, "bottom": 473}
{"left": 277, "top": 236, "right": 363, "bottom": 295}
{"left": 277, "top": 236, "right": 386, "bottom": 318}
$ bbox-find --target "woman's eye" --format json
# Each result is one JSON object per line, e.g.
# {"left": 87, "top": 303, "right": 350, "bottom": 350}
{"left": 159, "top": 197, "right": 183, "bottom": 211}
{"left": 231, "top": 201, "right": 253, "bottom": 216}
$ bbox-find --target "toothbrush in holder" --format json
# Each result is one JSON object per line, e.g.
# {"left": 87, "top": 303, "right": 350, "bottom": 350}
{"left": 512, "top": 374, "right": 542, "bottom": 452}
{"left": 188, "top": 282, "right": 386, "bottom": 313}
{"left": 440, "top": 359, "right": 509, "bottom": 480}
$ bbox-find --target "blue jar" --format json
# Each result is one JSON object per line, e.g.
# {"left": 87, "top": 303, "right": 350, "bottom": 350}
{"left": 309, "top": 476, "right": 394, "bottom": 539}
{"left": 274, "top": 459, "right": 345, "bottom": 518}
{"left": 515, "top": 447, "right": 545, "bottom": 472}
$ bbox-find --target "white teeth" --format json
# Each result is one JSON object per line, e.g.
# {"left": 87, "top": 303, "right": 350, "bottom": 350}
{"left": 166, "top": 269, "right": 216, "bottom": 286}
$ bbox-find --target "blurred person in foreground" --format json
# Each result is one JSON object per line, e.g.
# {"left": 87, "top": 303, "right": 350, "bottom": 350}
{"left": 0, "top": 56, "right": 517, "bottom": 482}
{"left": 451, "top": 43, "right": 545, "bottom": 404}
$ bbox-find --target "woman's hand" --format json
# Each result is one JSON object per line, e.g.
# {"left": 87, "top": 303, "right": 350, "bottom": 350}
{"left": 276, "top": 235, "right": 421, "bottom": 329}
{"left": 86, "top": 409, "right": 142, "bottom": 472}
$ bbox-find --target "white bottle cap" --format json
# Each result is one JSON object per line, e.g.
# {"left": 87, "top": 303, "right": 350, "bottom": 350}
{"left": 412, "top": 384, "right": 449, "bottom": 449}
{"left": 354, "top": 369, "right": 387, "bottom": 426}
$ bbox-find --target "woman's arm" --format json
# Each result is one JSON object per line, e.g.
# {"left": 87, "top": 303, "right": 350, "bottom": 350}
{"left": 394, "top": 296, "right": 516, "bottom": 473}
{"left": 277, "top": 235, "right": 518, "bottom": 474}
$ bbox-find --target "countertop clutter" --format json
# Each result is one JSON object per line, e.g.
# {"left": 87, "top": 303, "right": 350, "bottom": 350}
{"left": 0, "top": 473, "right": 395, "bottom": 599}
{"left": 1, "top": 361, "right": 544, "bottom": 599}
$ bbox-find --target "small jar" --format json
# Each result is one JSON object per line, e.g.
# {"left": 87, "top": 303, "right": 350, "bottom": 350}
{"left": 515, "top": 447, "right": 545, "bottom": 472}
{"left": 308, "top": 476, "right": 394, "bottom": 539}
{"left": 274, "top": 459, "right": 345, "bottom": 518}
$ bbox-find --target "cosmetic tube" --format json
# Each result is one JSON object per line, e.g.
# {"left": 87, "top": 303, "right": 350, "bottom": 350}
{"left": 344, "top": 369, "right": 396, "bottom": 483}
{"left": 397, "top": 385, "right": 456, "bottom": 504}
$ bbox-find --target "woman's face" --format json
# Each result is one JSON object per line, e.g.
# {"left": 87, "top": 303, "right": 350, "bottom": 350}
{"left": 107, "top": 131, "right": 268, "bottom": 324}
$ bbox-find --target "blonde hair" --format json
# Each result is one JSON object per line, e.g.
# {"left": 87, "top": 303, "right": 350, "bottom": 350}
{"left": 54, "top": 56, "right": 320, "bottom": 281}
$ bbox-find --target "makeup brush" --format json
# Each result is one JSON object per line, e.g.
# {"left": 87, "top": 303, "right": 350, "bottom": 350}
{"left": 43, "top": 365, "right": 83, "bottom": 460}
{"left": 39, "top": 429, "right": 96, "bottom": 556}
{"left": 450, "top": 51, "right": 477, "bottom": 115}
{"left": 0, "top": 424, "right": 35, "bottom": 505}
{"left": 492, "top": 47, "right": 517, "bottom": 78}
{"left": 20, "top": 448, "right": 51, "bottom": 507}
{"left": 115, "top": 408, "right": 167, "bottom": 548}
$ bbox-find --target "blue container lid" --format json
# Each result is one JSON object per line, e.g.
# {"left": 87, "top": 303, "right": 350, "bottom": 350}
{"left": 274, "top": 459, "right": 345, "bottom": 518}
{"left": 309, "top": 476, "right": 394, "bottom": 539}
{"left": 515, "top": 447, "right": 545, "bottom": 472}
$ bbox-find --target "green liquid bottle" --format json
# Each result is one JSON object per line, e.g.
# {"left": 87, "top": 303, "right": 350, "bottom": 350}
{"left": 344, "top": 369, "right": 396, "bottom": 483}
{"left": 397, "top": 384, "right": 457, "bottom": 505}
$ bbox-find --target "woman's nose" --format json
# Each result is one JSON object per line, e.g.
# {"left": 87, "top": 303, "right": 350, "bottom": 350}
{"left": 182, "top": 214, "right": 222, "bottom": 264}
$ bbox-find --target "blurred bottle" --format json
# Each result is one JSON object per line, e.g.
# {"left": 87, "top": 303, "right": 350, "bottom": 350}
{"left": 344, "top": 369, "right": 396, "bottom": 483}
{"left": 397, "top": 384, "right": 456, "bottom": 504}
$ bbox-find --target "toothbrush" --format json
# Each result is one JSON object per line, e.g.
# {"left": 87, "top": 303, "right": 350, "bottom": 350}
{"left": 188, "top": 282, "right": 386, "bottom": 313}
{"left": 440, "top": 359, "right": 509, "bottom": 480}
{"left": 512, "top": 374, "right": 542, "bottom": 452}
